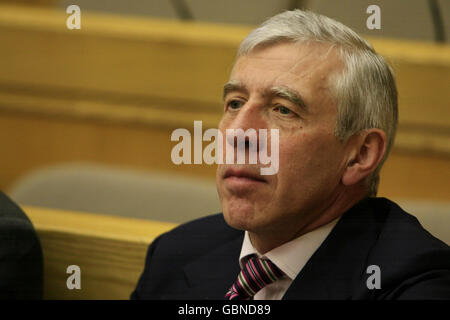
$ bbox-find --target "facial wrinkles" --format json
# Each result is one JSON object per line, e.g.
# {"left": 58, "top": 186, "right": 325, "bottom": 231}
{"left": 283, "top": 62, "right": 338, "bottom": 141}
{"left": 248, "top": 46, "right": 336, "bottom": 119}
{"left": 226, "top": 44, "right": 341, "bottom": 156}
{"left": 219, "top": 45, "right": 350, "bottom": 240}
{"left": 286, "top": 47, "right": 338, "bottom": 103}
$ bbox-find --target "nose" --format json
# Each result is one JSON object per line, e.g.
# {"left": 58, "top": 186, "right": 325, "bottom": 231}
{"left": 224, "top": 101, "right": 268, "bottom": 160}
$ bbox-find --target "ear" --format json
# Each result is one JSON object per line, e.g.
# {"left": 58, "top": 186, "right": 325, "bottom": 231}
{"left": 341, "top": 129, "right": 387, "bottom": 187}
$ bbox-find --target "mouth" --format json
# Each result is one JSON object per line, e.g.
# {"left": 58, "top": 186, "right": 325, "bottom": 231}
{"left": 223, "top": 167, "right": 268, "bottom": 184}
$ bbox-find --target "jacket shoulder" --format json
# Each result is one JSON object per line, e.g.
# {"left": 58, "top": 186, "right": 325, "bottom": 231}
{"left": 131, "top": 213, "right": 242, "bottom": 299}
{"left": 365, "top": 198, "right": 450, "bottom": 299}
{"left": 152, "top": 213, "right": 241, "bottom": 256}
{"left": 372, "top": 198, "right": 448, "bottom": 253}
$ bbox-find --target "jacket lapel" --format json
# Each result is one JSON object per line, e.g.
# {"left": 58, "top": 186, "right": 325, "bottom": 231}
{"left": 283, "top": 198, "right": 385, "bottom": 300}
{"left": 163, "top": 198, "right": 386, "bottom": 300}
{"left": 179, "top": 234, "right": 244, "bottom": 300}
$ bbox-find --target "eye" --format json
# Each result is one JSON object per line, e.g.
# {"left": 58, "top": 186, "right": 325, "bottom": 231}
{"left": 274, "top": 105, "right": 293, "bottom": 115}
{"left": 227, "top": 99, "right": 244, "bottom": 110}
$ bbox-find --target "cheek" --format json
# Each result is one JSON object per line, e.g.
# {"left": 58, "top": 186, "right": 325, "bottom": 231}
{"left": 278, "top": 133, "right": 314, "bottom": 170}
{"left": 277, "top": 131, "right": 342, "bottom": 184}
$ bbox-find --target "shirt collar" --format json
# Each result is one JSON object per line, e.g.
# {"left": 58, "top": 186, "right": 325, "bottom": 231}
{"left": 238, "top": 217, "right": 340, "bottom": 280}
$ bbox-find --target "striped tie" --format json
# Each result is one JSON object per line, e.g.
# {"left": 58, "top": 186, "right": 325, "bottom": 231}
{"left": 225, "top": 256, "right": 285, "bottom": 300}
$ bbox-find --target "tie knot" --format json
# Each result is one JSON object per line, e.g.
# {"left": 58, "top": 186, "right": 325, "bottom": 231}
{"left": 225, "top": 256, "right": 285, "bottom": 300}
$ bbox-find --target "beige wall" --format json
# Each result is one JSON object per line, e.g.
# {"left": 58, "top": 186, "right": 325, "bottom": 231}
{"left": 308, "top": 0, "right": 447, "bottom": 42}
{"left": 53, "top": 0, "right": 450, "bottom": 42}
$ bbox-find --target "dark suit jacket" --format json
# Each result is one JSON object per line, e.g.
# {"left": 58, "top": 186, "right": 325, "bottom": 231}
{"left": 0, "top": 191, "right": 43, "bottom": 299}
{"left": 131, "top": 197, "right": 450, "bottom": 299}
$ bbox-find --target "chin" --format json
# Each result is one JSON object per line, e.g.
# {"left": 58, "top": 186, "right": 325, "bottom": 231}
{"left": 221, "top": 198, "right": 257, "bottom": 231}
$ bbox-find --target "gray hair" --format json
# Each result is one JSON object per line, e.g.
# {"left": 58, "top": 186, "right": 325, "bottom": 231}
{"left": 237, "top": 10, "right": 398, "bottom": 196}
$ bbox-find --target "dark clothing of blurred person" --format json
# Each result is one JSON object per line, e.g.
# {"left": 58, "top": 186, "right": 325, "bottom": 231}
{"left": 0, "top": 191, "right": 43, "bottom": 299}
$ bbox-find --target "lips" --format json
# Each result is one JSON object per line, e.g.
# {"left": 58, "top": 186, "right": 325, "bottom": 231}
{"left": 224, "top": 167, "right": 267, "bottom": 183}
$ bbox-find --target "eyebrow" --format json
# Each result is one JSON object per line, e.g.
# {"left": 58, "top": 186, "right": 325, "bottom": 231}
{"left": 222, "top": 81, "right": 308, "bottom": 112}
{"left": 270, "top": 86, "right": 308, "bottom": 112}
{"left": 222, "top": 80, "right": 245, "bottom": 102}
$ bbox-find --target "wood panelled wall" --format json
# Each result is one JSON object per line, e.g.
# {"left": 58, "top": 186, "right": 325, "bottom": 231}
{"left": 0, "top": 4, "right": 449, "bottom": 201}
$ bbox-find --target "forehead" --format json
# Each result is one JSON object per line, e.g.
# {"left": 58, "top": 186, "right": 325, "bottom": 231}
{"left": 230, "top": 42, "right": 343, "bottom": 94}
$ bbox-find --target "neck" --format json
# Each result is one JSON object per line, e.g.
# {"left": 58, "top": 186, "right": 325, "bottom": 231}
{"left": 248, "top": 187, "right": 367, "bottom": 254}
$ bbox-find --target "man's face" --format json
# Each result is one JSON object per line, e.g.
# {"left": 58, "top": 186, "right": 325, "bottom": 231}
{"left": 216, "top": 42, "right": 350, "bottom": 239}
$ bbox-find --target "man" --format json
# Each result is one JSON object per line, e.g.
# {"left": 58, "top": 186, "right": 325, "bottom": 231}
{"left": 132, "top": 10, "right": 450, "bottom": 299}
{"left": 0, "top": 190, "right": 43, "bottom": 299}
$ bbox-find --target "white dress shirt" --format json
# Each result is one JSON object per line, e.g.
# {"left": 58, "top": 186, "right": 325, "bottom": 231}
{"left": 238, "top": 217, "right": 340, "bottom": 300}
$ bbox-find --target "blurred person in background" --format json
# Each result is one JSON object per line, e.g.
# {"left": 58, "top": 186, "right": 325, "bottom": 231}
{"left": 132, "top": 10, "right": 450, "bottom": 300}
{"left": 0, "top": 191, "right": 43, "bottom": 299}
